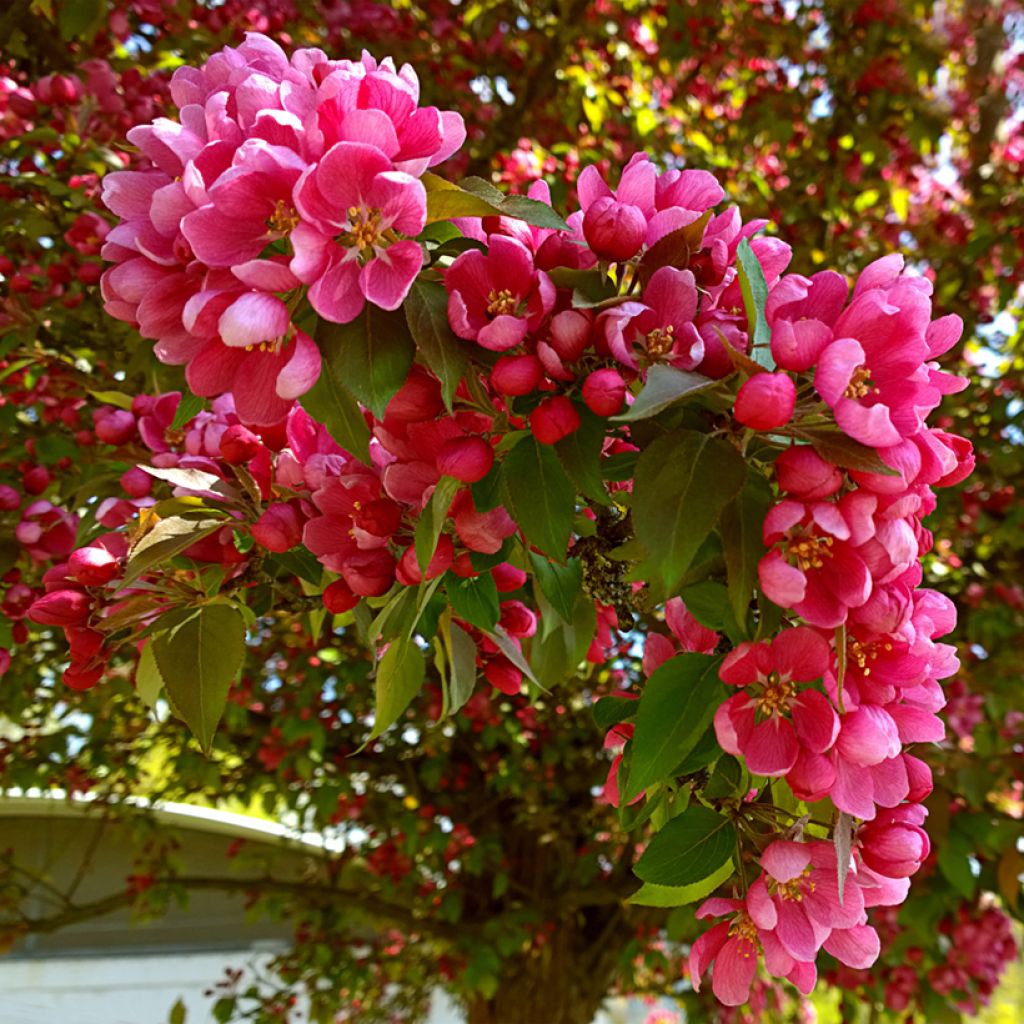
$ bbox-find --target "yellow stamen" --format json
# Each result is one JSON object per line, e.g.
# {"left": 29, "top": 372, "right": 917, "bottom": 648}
{"left": 486, "top": 288, "right": 518, "bottom": 316}
{"left": 646, "top": 324, "right": 675, "bottom": 357}
{"left": 844, "top": 365, "right": 875, "bottom": 399}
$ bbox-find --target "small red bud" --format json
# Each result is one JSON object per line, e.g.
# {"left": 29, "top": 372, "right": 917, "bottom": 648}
{"left": 529, "top": 396, "right": 580, "bottom": 444}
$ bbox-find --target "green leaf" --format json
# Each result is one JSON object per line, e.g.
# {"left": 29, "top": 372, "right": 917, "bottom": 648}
{"left": 141, "top": 465, "right": 224, "bottom": 492}
{"left": 621, "top": 654, "right": 725, "bottom": 804}
{"left": 614, "top": 365, "right": 717, "bottom": 422}
{"left": 405, "top": 279, "right": 472, "bottom": 410}
{"left": 497, "top": 194, "right": 570, "bottom": 232}
{"left": 270, "top": 548, "right": 325, "bottom": 587}
{"left": 446, "top": 570, "right": 501, "bottom": 632}
{"left": 58, "top": 0, "right": 104, "bottom": 40}
{"left": 169, "top": 998, "right": 187, "bottom": 1024}
{"left": 152, "top": 604, "right": 247, "bottom": 754}
{"left": 169, "top": 392, "right": 205, "bottom": 431}
{"left": 592, "top": 695, "right": 638, "bottom": 731}
{"left": 528, "top": 552, "right": 582, "bottom": 623}
{"left": 794, "top": 429, "right": 900, "bottom": 476}
{"left": 366, "top": 637, "right": 426, "bottom": 741}
{"left": 300, "top": 334, "right": 372, "bottom": 464}
{"left": 423, "top": 173, "right": 501, "bottom": 221}
{"left": 447, "top": 620, "right": 478, "bottom": 714}
{"left": 553, "top": 409, "right": 609, "bottom": 503}
{"left": 415, "top": 476, "right": 460, "bottom": 576}
{"left": 124, "top": 514, "right": 228, "bottom": 585}
{"left": 736, "top": 238, "right": 773, "bottom": 370}
{"left": 502, "top": 436, "right": 576, "bottom": 559}
{"left": 720, "top": 470, "right": 773, "bottom": 629}
{"left": 633, "top": 805, "right": 735, "bottom": 886}
{"left": 486, "top": 624, "right": 540, "bottom": 687}
{"left": 628, "top": 857, "right": 734, "bottom": 907}
{"left": 88, "top": 389, "right": 134, "bottom": 411}
{"left": 673, "top": 725, "right": 722, "bottom": 776}
{"left": 631, "top": 431, "right": 746, "bottom": 592}
{"left": 135, "top": 641, "right": 165, "bottom": 711}
{"left": 315, "top": 305, "right": 415, "bottom": 419}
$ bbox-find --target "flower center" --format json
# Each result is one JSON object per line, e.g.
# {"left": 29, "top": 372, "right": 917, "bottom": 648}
{"left": 645, "top": 324, "right": 675, "bottom": 357}
{"left": 848, "top": 638, "right": 894, "bottom": 677}
{"left": 486, "top": 288, "right": 518, "bottom": 316}
{"left": 844, "top": 365, "right": 875, "bottom": 399}
{"left": 267, "top": 199, "right": 300, "bottom": 237}
{"left": 727, "top": 911, "right": 760, "bottom": 948}
{"left": 757, "top": 673, "right": 796, "bottom": 716}
{"left": 348, "top": 206, "right": 384, "bottom": 249}
{"left": 785, "top": 532, "right": 834, "bottom": 571}
{"left": 769, "top": 867, "right": 815, "bottom": 901}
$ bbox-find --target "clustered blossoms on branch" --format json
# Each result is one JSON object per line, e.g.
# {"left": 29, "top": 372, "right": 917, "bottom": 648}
{"left": 11, "top": 32, "right": 983, "bottom": 1010}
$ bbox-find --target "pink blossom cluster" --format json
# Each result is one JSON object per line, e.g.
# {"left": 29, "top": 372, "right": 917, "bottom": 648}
{"left": 100, "top": 32, "right": 465, "bottom": 424}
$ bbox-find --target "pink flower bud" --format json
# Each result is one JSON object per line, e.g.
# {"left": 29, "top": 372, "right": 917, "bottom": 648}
{"left": 734, "top": 372, "right": 796, "bottom": 431}
{"left": 491, "top": 562, "right": 527, "bottom": 592}
{"left": 64, "top": 660, "right": 104, "bottom": 691}
{"left": 0, "top": 485, "right": 21, "bottom": 510}
{"left": 120, "top": 466, "right": 153, "bottom": 498}
{"left": 323, "top": 578, "right": 359, "bottom": 614}
{"left": 67, "top": 627, "right": 105, "bottom": 660}
{"left": 903, "top": 753, "right": 933, "bottom": 802}
{"left": 932, "top": 431, "right": 975, "bottom": 488}
{"left": 67, "top": 546, "right": 119, "bottom": 586}
{"left": 22, "top": 465, "right": 51, "bottom": 495}
{"left": 582, "top": 197, "right": 646, "bottom": 262}
{"left": 860, "top": 822, "right": 930, "bottom": 878}
{"left": 499, "top": 600, "right": 537, "bottom": 638}
{"left": 384, "top": 368, "right": 443, "bottom": 424}
{"left": 530, "top": 396, "right": 580, "bottom": 445}
{"left": 582, "top": 368, "right": 627, "bottom": 416}
{"left": 491, "top": 354, "right": 543, "bottom": 396}
{"left": 340, "top": 548, "right": 397, "bottom": 597}
{"left": 436, "top": 437, "right": 494, "bottom": 483}
{"left": 219, "top": 424, "right": 262, "bottom": 465}
{"left": 94, "top": 409, "right": 137, "bottom": 445}
{"left": 775, "top": 446, "right": 843, "bottom": 499}
{"left": 484, "top": 655, "right": 523, "bottom": 695}
{"left": 251, "top": 503, "right": 304, "bottom": 552}
{"left": 548, "top": 310, "right": 590, "bottom": 362}
{"left": 0, "top": 649, "right": 9, "bottom": 676}
{"left": 28, "top": 588, "right": 92, "bottom": 626}
{"left": 396, "top": 534, "right": 455, "bottom": 586}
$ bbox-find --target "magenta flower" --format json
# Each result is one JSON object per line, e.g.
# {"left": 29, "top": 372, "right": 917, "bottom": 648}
{"left": 642, "top": 596, "right": 719, "bottom": 676}
{"left": 292, "top": 141, "right": 426, "bottom": 323}
{"left": 599, "top": 266, "right": 703, "bottom": 370}
{"left": 714, "top": 627, "right": 838, "bottom": 777}
{"left": 446, "top": 234, "right": 554, "bottom": 351}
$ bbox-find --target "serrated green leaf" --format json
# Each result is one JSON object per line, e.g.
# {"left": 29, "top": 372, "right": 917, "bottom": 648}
{"left": 628, "top": 857, "right": 734, "bottom": 907}
{"left": 300, "top": 333, "right": 372, "bottom": 464}
{"left": 553, "top": 409, "right": 609, "bottom": 503}
{"left": 592, "top": 695, "right": 638, "bottom": 731}
{"left": 135, "top": 641, "right": 165, "bottom": 711}
{"left": 794, "top": 429, "right": 901, "bottom": 476}
{"left": 152, "top": 604, "right": 246, "bottom": 754}
{"left": 169, "top": 392, "right": 205, "bottom": 431}
{"left": 614, "top": 365, "right": 717, "bottom": 422}
{"left": 404, "top": 279, "right": 472, "bottom": 410}
{"left": 720, "top": 470, "right": 772, "bottom": 630}
{"left": 528, "top": 551, "right": 582, "bottom": 622}
{"left": 634, "top": 805, "right": 735, "bottom": 886}
{"left": 415, "top": 476, "right": 460, "bottom": 575}
{"left": 123, "top": 514, "right": 228, "bottom": 585}
{"left": 503, "top": 436, "right": 576, "bottom": 559}
{"left": 446, "top": 570, "right": 500, "bottom": 631}
{"left": 447, "top": 620, "right": 477, "bottom": 714}
{"left": 736, "top": 237, "right": 773, "bottom": 370}
{"left": 622, "top": 653, "right": 725, "bottom": 804}
{"left": 366, "top": 637, "right": 426, "bottom": 741}
{"left": 632, "top": 431, "right": 746, "bottom": 592}
{"left": 315, "top": 306, "right": 415, "bottom": 419}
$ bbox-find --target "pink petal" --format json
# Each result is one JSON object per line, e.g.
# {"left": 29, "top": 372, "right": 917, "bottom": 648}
{"left": 758, "top": 550, "right": 807, "bottom": 608}
{"left": 771, "top": 626, "right": 830, "bottom": 682}
{"left": 791, "top": 689, "right": 840, "bottom": 754}
{"left": 689, "top": 921, "right": 729, "bottom": 992}
{"left": 743, "top": 717, "right": 799, "bottom": 776}
{"left": 712, "top": 936, "right": 758, "bottom": 1007}
{"left": 823, "top": 925, "right": 880, "bottom": 969}
{"left": 746, "top": 878, "right": 777, "bottom": 929}
{"left": 308, "top": 253, "right": 365, "bottom": 325}
{"left": 887, "top": 704, "right": 945, "bottom": 744}
{"left": 774, "top": 900, "right": 819, "bottom": 961}
{"left": 761, "top": 840, "right": 811, "bottom": 883}
{"left": 276, "top": 332, "right": 321, "bottom": 400}
{"left": 814, "top": 337, "right": 864, "bottom": 405}
{"left": 219, "top": 292, "right": 291, "bottom": 348}
{"left": 370, "top": 172, "right": 427, "bottom": 236}
{"left": 359, "top": 240, "right": 423, "bottom": 310}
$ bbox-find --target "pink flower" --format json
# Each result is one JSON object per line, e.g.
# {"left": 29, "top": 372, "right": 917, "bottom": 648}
{"left": 714, "top": 627, "right": 838, "bottom": 777}
{"left": 642, "top": 597, "right": 718, "bottom": 676}
{"left": 292, "top": 141, "right": 426, "bottom": 323}
{"left": 446, "top": 235, "right": 554, "bottom": 351}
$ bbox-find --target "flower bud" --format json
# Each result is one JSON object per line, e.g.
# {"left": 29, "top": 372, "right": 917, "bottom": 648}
{"left": 499, "top": 600, "right": 537, "bottom": 638}
{"left": 775, "top": 446, "right": 843, "bottom": 499}
{"left": 384, "top": 368, "right": 443, "bottom": 424}
{"left": 491, "top": 562, "right": 527, "bottom": 592}
{"left": 94, "top": 409, "right": 137, "bottom": 445}
{"left": 396, "top": 534, "right": 455, "bottom": 586}
{"left": 436, "top": 437, "right": 494, "bottom": 483}
{"left": 22, "top": 465, "right": 51, "bottom": 495}
{"left": 67, "top": 546, "right": 119, "bottom": 586}
{"left": 340, "top": 548, "right": 397, "bottom": 597}
{"left": 28, "top": 588, "right": 92, "bottom": 626}
{"left": 734, "top": 372, "right": 796, "bottom": 431}
{"left": 0, "top": 484, "right": 21, "bottom": 510}
{"left": 582, "top": 368, "right": 627, "bottom": 416}
{"left": 529, "top": 396, "right": 580, "bottom": 445}
{"left": 860, "top": 822, "right": 930, "bottom": 878}
{"left": 548, "top": 310, "right": 590, "bottom": 362}
{"left": 120, "top": 466, "right": 153, "bottom": 498}
{"left": 251, "top": 503, "right": 304, "bottom": 552}
{"left": 903, "top": 753, "right": 933, "bottom": 802}
{"left": 490, "top": 354, "right": 543, "bottom": 396}
{"left": 67, "top": 627, "right": 105, "bottom": 660}
{"left": 219, "top": 424, "right": 263, "bottom": 465}
{"left": 582, "top": 197, "right": 646, "bottom": 262}
{"left": 323, "top": 578, "right": 359, "bottom": 614}
{"left": 64, "top": 660, "right": 104, "bottom": 691}
{"left": 483, "top": 655, "right": 523, "bottom": 695}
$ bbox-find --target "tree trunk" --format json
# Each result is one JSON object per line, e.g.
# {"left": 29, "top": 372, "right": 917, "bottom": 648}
{"left": 463, "top": 905, "right": 628, "bottom": 1024}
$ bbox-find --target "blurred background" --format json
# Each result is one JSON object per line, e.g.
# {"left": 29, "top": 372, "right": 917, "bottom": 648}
{"left": 0, "top": 2, "right": 1021, "bottom": 1022}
